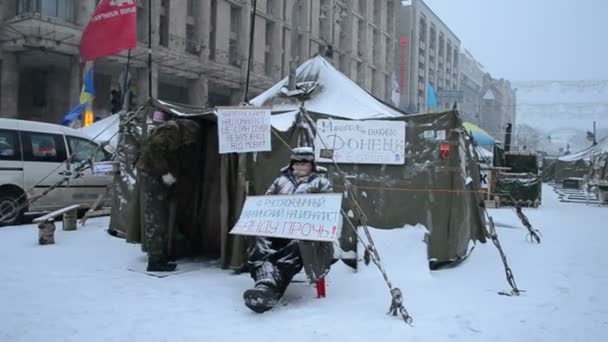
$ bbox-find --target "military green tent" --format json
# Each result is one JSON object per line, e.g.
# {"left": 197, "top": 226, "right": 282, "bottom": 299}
{"left": 109, "top": 56, "right": 489, "bottom": 270}
{"left": 250, "top": 56, "right": 488, "bottom": 268}
{"left": 109, "top": 99, "right": 248, "bottom": 269}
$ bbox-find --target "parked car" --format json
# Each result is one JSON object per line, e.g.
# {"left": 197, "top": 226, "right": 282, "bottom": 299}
{"left": 0, "top": 118, "right": 113, "bottom": 226}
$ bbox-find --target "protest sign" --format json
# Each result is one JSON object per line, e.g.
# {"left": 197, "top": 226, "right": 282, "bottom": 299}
{"left": 314, "top": 119, "right": 406, "bottom": 165}
{"left": 229, "top": 193, "right": 343, "bottom": 242}
{"left": 217, "top": 107, "right": 271, "bottom": 154}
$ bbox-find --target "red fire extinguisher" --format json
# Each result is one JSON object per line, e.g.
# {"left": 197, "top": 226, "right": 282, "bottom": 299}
{"left": 440, "top": 143, "right": 451, "bottom": 160}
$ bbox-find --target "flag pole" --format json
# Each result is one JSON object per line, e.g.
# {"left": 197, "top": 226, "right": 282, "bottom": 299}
{"left": 147, "top": 0, "right": 152, "bottom": 100}
{"left": 243, "top": 0, "right": 257, "bottom": 103}
{"left": 121, "top": 48, "right": 132, "bottom": 110}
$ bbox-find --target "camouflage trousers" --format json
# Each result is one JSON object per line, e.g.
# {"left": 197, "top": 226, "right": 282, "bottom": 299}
{"left": 248, "top": 237, "right": 304, "bottom": 293}
{"left": 140, "top": 171, "right": 169, "bottom": 257}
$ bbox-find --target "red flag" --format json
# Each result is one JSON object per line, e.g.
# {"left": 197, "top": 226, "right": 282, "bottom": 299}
{"left": 80, "top": 0, "right": 137, "bottom": 62}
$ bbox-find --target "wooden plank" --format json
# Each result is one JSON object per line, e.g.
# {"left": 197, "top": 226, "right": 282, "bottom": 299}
{"left": 33, "top": 204, "right": 81, "bottom": 223}
{"left": 84, "top": 209, "right": 112, "bottom": 218}
{"left": 80, "top": 187, "right": 111, "bottom": 226}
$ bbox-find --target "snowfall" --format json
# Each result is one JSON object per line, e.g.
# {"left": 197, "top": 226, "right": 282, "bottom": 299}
{"left": 1, "top": 184, "right": 607, "bottom": 342}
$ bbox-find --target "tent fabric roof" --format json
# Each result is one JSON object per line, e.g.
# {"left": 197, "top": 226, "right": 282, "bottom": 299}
{"left": 81, "top": 115, "right": 120, "bottom": 150}
{"left": 558, "top": 137, "right": 608, "bottom": 162}
{"left": 463, "top": 122, "right": 495, "bottom": 147}
{"left": 250, "top": 55, "right": 405, "bottom": 120}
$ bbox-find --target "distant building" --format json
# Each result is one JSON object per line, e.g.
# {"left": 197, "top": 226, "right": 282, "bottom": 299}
{"left": 394, "top": 0, "right": 461, "bottom": 113}
{"left": 479, "top": 75, "right": 516, "bottom": 142}
{"left": 458, "top": 48, "right": 485, "bottom": 124}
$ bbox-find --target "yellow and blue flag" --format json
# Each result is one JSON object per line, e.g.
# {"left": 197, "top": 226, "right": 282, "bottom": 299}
{"left": 63, "top": 64, "right": 96, "bottom": 126}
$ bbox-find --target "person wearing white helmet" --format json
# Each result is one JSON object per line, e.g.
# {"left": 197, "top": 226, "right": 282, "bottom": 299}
{"left": 243, "top": 146, "right": 333, "bottom": 313}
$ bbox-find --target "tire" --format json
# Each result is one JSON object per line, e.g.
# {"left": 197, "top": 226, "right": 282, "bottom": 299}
{"left": 0, "top": 192, "right": 25, "bottom": 226}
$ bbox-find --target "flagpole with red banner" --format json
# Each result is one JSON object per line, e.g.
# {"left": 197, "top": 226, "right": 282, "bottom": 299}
{"left": 80, "top": 0, "right": 137, "bottom": 62}
{"left": 80, "top": 0, "right": 137, "bottom": 114}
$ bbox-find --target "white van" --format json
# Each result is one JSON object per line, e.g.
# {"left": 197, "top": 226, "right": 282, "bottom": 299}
{"left": 0, "top": 118, "right": 113, "bottom": 225}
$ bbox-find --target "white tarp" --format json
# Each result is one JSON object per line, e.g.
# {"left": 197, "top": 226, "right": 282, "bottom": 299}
{"left": 314, "top": 119, "right": 406, "bottom": 165}
{"left": 250, "top": 56, "right": 404, "bottom": 121}
{"left": 81, "top": 115, "right": 120, "bottom": 150}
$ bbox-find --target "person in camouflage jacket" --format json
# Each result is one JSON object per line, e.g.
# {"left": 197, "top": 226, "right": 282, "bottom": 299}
{"left": 243, "top": 147, "right": 334, "bottom": 313}
{"left": 136, "top": 118, "right": 200, "bottom": 272}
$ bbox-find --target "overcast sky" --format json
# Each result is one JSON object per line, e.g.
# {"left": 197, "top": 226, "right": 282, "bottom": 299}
{"left": 422, "top": 0, "right": 608, "bottom": 82}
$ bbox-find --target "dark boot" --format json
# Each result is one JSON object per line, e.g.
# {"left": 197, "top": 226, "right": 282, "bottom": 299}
{"left": 243, "top": 283, "right": 281, "bottom": 313}
{"left": 147, "top": 255, "right": 177, "bottom": 272}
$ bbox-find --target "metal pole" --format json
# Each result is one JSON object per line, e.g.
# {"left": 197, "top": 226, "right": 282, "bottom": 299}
{"left": 121, "top": 49, "right": 132, "bottom": 110}
{"left": 243, "top": 0, "right": 258, "bottom": 103}
{"left": 147, "top": 0, "right": 152, "bottom": 100}
{"left": 593, "top": 121, "right": 597, "bottom": 145}
{"left": 288, "top": 0, "right": 300, "bottom": 91}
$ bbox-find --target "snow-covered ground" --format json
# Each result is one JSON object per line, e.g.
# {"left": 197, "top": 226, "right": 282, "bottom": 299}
{"left": 1, "top": 185, "right": 607, "bottom": 341}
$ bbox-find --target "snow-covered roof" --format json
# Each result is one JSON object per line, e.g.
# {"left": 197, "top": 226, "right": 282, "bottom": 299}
{"left": 558, "top": 137, "right": 608, "bottom": 162}
{"left": 250, "top": 56, "right": 405, "bottom": 120}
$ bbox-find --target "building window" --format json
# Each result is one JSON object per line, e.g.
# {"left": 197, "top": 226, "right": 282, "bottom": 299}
{"left": 357, "top": 62, "right": 365, "bottom": 85}
{"left": 357, "top": 19, "right": 366, "bottom": 58}
{"left": 187, "top": 0, "right": 196, "bottom": 17}
{"left": 186, "top": 24, "right": 197, "bottom": 54}
{"left": 137, "top": 4, "right": 147, "bottom": 44}
{"left": 229, "top": 6, "right": 241, "bottom": 66}
{"left": 266, "top": 0, "right": 274, "bottom": 15}
{"left": 358, "top": 0, "right": 366, "bottom": 15}
{"left": 209, "top": 0, "right": 217, "bottom": 60}
{"left": 297, "top": 33, "right": 304, "bottom": 62}
{"left": 339, "top": 53, "right": 347, "bottom": 73}
{"left": 419, "top": 17, "right": 427, "bottom": 42}
{"left": 159, "top": 0, "right": 170, "bottom": 47}
{"left": 373, "top": 0, "right": 381, "bottom": 25}
{"left": 319, "top": 0, "right": 330, "bottom": 42}
{"left": 372, "top": 29, "right": 380, "bottom": 66}
{"left": 265, "top": 22, "right": 274, "bottom": 76}
{"left": 230, "top": 6, "right": 241, "bottom": 36}
{"left": 386, "top": 0, "right": 394, "bottom": 30}
{"left": 17, "top": 0, "right": 75, "bottom": 22}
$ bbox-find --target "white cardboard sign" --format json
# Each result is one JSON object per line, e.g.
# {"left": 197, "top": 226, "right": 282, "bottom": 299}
{"left": 314, "top": 119, "right": 406, "bottom": 165}
{"left": 229, "top": 193, "right": 343, "bottom": 242}
{"left": 217, "top": 107, "right": 271, "bottom": 154}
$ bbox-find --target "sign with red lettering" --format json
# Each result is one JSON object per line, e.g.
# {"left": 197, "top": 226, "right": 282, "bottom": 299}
{"left": 229, "top": 193, "right": 343, "bottom": 242}
{"left": 315, "top": 119, "right": 406, "bottom": 165}
{"left": 217, "top": 107, "right": 271, "bottom": 154}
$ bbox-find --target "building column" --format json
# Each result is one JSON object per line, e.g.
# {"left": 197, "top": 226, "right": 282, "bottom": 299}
{"left": 133, "top": 0, "right": 160, "bottom": 104}
{"left": 168, "top": 0, "right": 187, "bottom": 52}
{"left": 0, "top": 53, "right": 19, "bottom": 118}
{"left": 188, "top": 77, "right": 208, "bottom": 106}
{"left": 135, "top": 64, "right": 158, "bottom": 105}
{"left": 69, "top": 57, "right": 82, "bottom": 107}
{"left": 230, "top": 89, "right": 242, "bottom": 105}
{"left": 239, "top": 2, "right": 252, "bottom": 78}
{"left": 76, "top": 0, "right": 97, "bottom": 27}
{"left": 196, "top": 0, "right": 211, "bottom": 64}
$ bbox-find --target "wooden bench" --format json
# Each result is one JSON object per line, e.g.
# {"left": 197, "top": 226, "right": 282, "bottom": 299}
{"left": 34, "top": 204, "right": 81, "bottom": 245}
